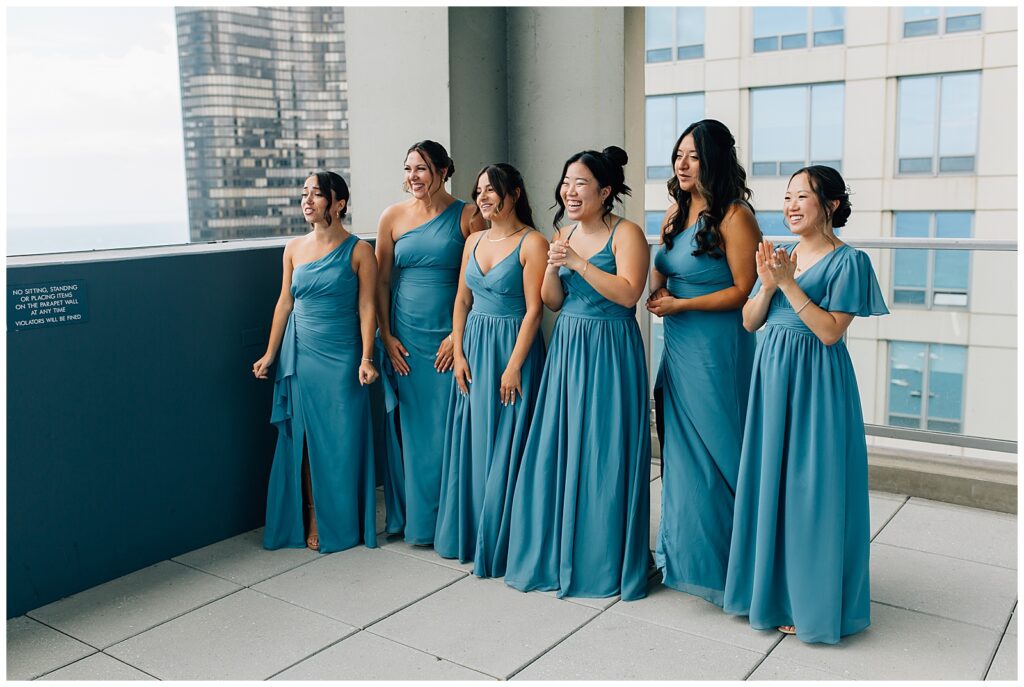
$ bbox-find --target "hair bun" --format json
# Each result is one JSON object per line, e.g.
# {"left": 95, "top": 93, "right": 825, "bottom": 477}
{"left": 831, "top": 199, "right": 852, "bottom": 228}
{"left": 601, "top": 145, "right": 628, "bottom": 168}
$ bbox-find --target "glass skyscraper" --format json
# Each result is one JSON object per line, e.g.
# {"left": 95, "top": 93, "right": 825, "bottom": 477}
{"left": 175, "top": 7, "right": 350, "bottom": 241}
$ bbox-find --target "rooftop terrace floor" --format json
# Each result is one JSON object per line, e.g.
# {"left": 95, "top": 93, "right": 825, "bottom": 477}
{"left": 8, "top": 470, "right": 1018, "bottom": 680}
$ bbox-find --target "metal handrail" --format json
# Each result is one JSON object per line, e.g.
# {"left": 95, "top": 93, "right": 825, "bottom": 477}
{"left": 646, "top": 235, "right": 1018, "bottom": 251}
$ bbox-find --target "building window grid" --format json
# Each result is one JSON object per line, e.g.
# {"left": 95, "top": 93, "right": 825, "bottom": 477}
{"left": 750, "top": 82, "right": 844, "bottom": 177}
{"left": 887, "top": 341, "right": 967, "bottom": 434}
{"left": 896, "top": 72, "right": 980, "bottom": 176}
{"left": 891, "top": 212, "right": 972, "bottom": 309}
{"left": 645, "top": 7, "right": 705, "bottom": 63}
{"left": 903, "top": 7, "right": 983, "bottom": 38}
{"left": 753, "top": 7, "right": 845, "bottom": 53}
{"left": 645, "top": 92, "right": 706, "bottom": 181}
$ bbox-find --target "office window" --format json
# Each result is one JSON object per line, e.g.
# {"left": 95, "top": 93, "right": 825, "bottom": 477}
{"left": 645, "top": 211, "right": 665, "bottom": 238}
{"left": 897, "top": 72, "right": 980, "bottom": 175}
{"left": 645, "top": 92, "right": 705, "bottom": 180}
{"left": 645, "top": 7, "right": 704, "bottom": 63}
{"left": 888, "top": 342, "right": 966, "bottom": 433}
{"left": 753, "top": 7, "right": 844, "bottom": 52}
{"left": 903, "top": 7, "right": 982, "bottom": 38}
{"left": 751, "top": 83, "right": 843, "bottom": 176}
{"left": 892, "top": 212, "right": 972, "bottom": 308}
{"left": 758, "top": 211, "right": 788, "bottom": 236}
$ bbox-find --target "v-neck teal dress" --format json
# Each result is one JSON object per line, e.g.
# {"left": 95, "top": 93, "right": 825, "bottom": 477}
{"left": 652, "top": 219, "right": 755, "bottom": 606}
{"left": 505, "top": 220, "right": 651, "bottom": 601}
{"left": 723, "top": 243, "right": 888, "bottom": 644}
{"left": 434, "top": 230, "right": 546, "bottom": 576}
{"left": 377, "top": 200, "right": 466, "bottom": 544}
{"left": 264, "top": 235, "right": 378, "bottom": 553}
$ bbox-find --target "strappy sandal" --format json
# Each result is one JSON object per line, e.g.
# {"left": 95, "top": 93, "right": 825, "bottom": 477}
{"left": 778, "top": 625, "right": 796, "bottom": 635}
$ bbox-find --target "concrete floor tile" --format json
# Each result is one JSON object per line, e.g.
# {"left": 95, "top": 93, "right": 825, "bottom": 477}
{"left": 1007, "top": 607, "right": 1017, "bottom": 636}
{"left": 650, "top": 477, "right": 662, "bottom": 551}
{"left": 369, "top": 575, "right": 597, "bottom": 679}
{"left": 27, "top": 560, "right": 240, "bottom": 649}
{"left": 38, "top": 652, "right": 156, "bottom": 680}
{"left": 875, "top": 500, "right": 1016, "bottom": 569}
{"left": 380, "top": 537, "right": 475, "bottom": 572}
{"left": 375, "top": 487, "right": 386, "bottom": 534}
{"left": 105, "top": 589, "right": 355, "bottom": 680}
{"left": 871, "top": 543, "right": 1016, "bottom": 630}
{"left": 771, "top": 602, "right": 1001, "bottom": 680}
{"left": 868, "top": 491, "right": 907, "bottom": 539}
{"left": 512, "top": 612, "right": 762, "bottom": 680}
{"left": 986, "top": 633, "right": 1017, "bottom": 680}
{"left": 537, "top": 589, "right": 620, "bottom": 611}
{"left": 253, "top": 546, "right": 464, "bottom": 628}
{"left": 610, "top": 583, "right": 781, "bottom": 653}
{"left": 6, "top": 616, "right": 95, "bottom": 680}
{"left": 650, "top": 459, "right": 661, "bottom": 481}
{"left": 173, "top": 528, "right": 319, "bottom": 587}
{"left": 748, "top": 656, "right": 850, "bottom": 680}
{"left": 272, "top": 631, "right": 492, "bottom": 680}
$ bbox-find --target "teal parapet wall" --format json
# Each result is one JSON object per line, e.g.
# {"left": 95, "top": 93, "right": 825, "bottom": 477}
{"left": 7, "top": 245, "right": 291, "bottom": 618}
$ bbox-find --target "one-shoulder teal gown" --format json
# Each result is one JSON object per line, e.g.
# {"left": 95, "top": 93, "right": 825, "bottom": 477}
{"left": 434, "top": 231, "right": 546, "bottom": 576}
{"left": 379, "top": 200, "right": 466, "bottom": 544}
{"left": 505, "top": 221, "right": 651, "bottom": 601}
{"left": 723, "top": 244, "right": 888, "bottom": 644}
{"left": 653, "top": 221, "right": 755, "bottom": 606}
{"left": 264, "top": 235, "right": 377, "bottom": 553}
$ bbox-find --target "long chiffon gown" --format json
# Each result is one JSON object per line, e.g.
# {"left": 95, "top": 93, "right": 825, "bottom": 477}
{"left": 378, "top": 200, "right": 466, "bottom": 544}
{"left": 264, "top": 235, "right": 378, "bottom": 553}
{"left": 653, "top": 220, "right": 755, "bottom": 606}
{"left": 504, "top": 220, "right": 651, "bottom": 601}
{"left": 434, "top": 231, "right": 546, "bottom": 576}
{"left": 723, "top": 243, "right": 888, "bottom": 644}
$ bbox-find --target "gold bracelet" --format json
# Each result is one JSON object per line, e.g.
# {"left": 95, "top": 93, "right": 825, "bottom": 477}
{"left": 794, "top": 297, "right": 812, "bottom": 314}
{"left": 581, "top": 261, "right": 590, "bottom": 276}
{"left": 361, "top": 357, "right": 373, "bottom": 363}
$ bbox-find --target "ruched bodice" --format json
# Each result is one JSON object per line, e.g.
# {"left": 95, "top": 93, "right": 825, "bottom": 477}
{"left": 465, "top": 232, "right": 529, "bottom": 317}
{"left": 654, "top": 220, "right": 735, "bottom": 299}
{"left": 558, "top": 223, "right": 635, "bottom": 320}
{"left": 291, "top": 237, "right": 360, "bottom": 345}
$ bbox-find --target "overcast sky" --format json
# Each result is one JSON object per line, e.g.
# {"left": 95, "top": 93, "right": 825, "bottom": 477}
{"left": 7, "top": 7, "right": 189, "bottom": 229}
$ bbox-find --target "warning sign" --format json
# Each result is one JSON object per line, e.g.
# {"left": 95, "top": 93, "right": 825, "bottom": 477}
{"left": 8, "top": 279, "right": 89, "bottom": 332}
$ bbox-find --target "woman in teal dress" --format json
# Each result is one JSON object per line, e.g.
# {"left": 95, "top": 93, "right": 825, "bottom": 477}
{"left": 724, "top": 166, "right": 888, "bottom": 644}
{"left": 375, "top": 140, "right": 484, "bottom": 544}
{"left": 434, "top": 164, "right": 548, "bottom": 576}
{"left": 254, "top": 171, "right": 380, "bottom": 553}
{"left": 504, "top": 147, "right": 652, "bottom": 601}
{"left": 646, "top": 119, "right": 760, "bottom": 606}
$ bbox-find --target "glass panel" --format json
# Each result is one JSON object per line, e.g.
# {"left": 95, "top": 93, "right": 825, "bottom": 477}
{"left": 889, "top": 341, "right": 926, "bottom": 418}
{"left": 893, "top": 212, "right": 929, "bottom": 289}
{"left": 645, "top": 7, "right": 673, "bottom": 53}
{"left": 927, "top": 344, "right": 966, "bottom": 422}
{"left": 752, "top": 161, "right": 777, "bottom": 176}
{"left": 938, "top": 72, "right": 980, "bottom": 158}
{"left": 946, "top": 14, "right": 981, "bottom": 32}
{"left": 650, "top": 314, "right": 665, "bottom": 392}
{"left": 935, "top": 211, "right": 972, "bottom": 239}
{"left": 894, "top": 289, "right": 928, "bottom": 305}
{"left": 899, "top": 157, "right": 934, "bottom": 174}
{"left": 814, "top": 29, "right": 844, "bottom": 46}
{"left": 813, "top": 7, "right": 844, "bottom": 31}
{"left": 645, "top": 211, "right": 664, "bottom": 238}
{"left": 945, "top": 6, "right": 980, "bottom": 17}
{"left": 645, "top": 95, "right": 675, "bottom": 180}
{"left": 757, "top": 211, "right": 788, "bottom": 235}
{"left": 810, "top": 83, "right": 843, "bottom": 164}
{"left": 754, "top": 7, "right": 807, "bottom": 38}
{"left": 781, "top": 33, "right": 808, "bottom": 50}
{"left": 752, "top": 86, "right": 807, "bottom": 168}
{"left": 904, "top": 18, "right": 939, "bottom": 37}
{"left": 889, "top": 415, "right": 922, "bottom": 429}
{"left": 677, "top": 45, "right": 704, "bottom": 60}
{"left": 927, "top": 419, "right": 962, "bottom": 433}
{"left": 898, "top": 76, "right": 937, "bottom": 160}
{"left": 779, "top": 161, "right": 805, "bottom": 176}
{"left": 904, "top": 7, "right": 940, "bottom": 21}
{"left": 810, "top": 159, "right": 842, "bottom": 172}
{"left": 677, "top": 7, "right": 704, "bottom": 48}
{"left": 647, "top": 165, "right": 673, "bottom": 179}
{"left": 676, "top": 93, "right": 705, "bottom": 136}
{"left": 753, "top": 36, "right": 778, "bottom": 52}
{"left": 939, "top": 156, "right": 975, "bottom": 173}
{"left": 933, "top": 251, "right": 969, "bottom": 290}
{"left": 646, "top": 48, "right": 672, "bottom": 63}
{"left": 932, "top": 291, "right": 968, "bottom": 307}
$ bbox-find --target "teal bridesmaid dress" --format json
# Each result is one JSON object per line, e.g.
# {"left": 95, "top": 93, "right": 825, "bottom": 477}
{"left": 723, "top": 244, "right": 888, "bottom": 644}
{"left": 264, "top": 235, "right": 378, "bottom": 553}
{"left": 504, "top": 220, "right": 651, "bottom": 601}
{"left": 434, "top": 231, "right": 546, "bottom": 576}
{"left": 379, "top": 200, "right": 466, "bottom": 544}
{"left": 653, "top": 220, "right": 755, "bottom": 606}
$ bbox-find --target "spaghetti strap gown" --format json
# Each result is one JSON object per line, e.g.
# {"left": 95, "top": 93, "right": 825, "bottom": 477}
{"left": 653, "top": 219, "right": 755, "bottom": 606}
{"left": 378, "top": 200, "right": 466, "bottom": 544}
{"left": 264, "top": 235, "right": 378, "bottom": 553}
{"left": 723, "top": 244, "right": 888, "bottom": 644}
{"left": 504, "top": 221, "right": 651, "bottom": 601}
{"left": 434, "top": 231, "right": 546, "bottom": 576}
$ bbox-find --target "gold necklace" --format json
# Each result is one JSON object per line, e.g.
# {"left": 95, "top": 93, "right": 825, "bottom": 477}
{"left": 486, "top": 226, "right": 526, "bottom": 242}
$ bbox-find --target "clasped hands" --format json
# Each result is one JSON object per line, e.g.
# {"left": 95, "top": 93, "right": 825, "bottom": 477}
{"left": 547, "top": 239, "right": 587, "bottom": 272}
{"left": 754, "top": 239, "right": 797, "bottom": 290}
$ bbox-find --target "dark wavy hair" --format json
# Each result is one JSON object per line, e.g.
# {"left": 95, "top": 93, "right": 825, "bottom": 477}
{"left": 552, "top": 145, "right": 631, "bottom": 230}
{"left": 309, "top": 170, "right": 350, "bottom": 225}
{"left": 471, "top": 163, "right": 536, "bottom": 230}
{"left": 664, "top": 119, "right": 754, "bottom": 258}
{"left": 405, "top": 140, "right": 454, "bottom": 194}
{"left": 790, "top": 165, "right": 852, "bottom": 239}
